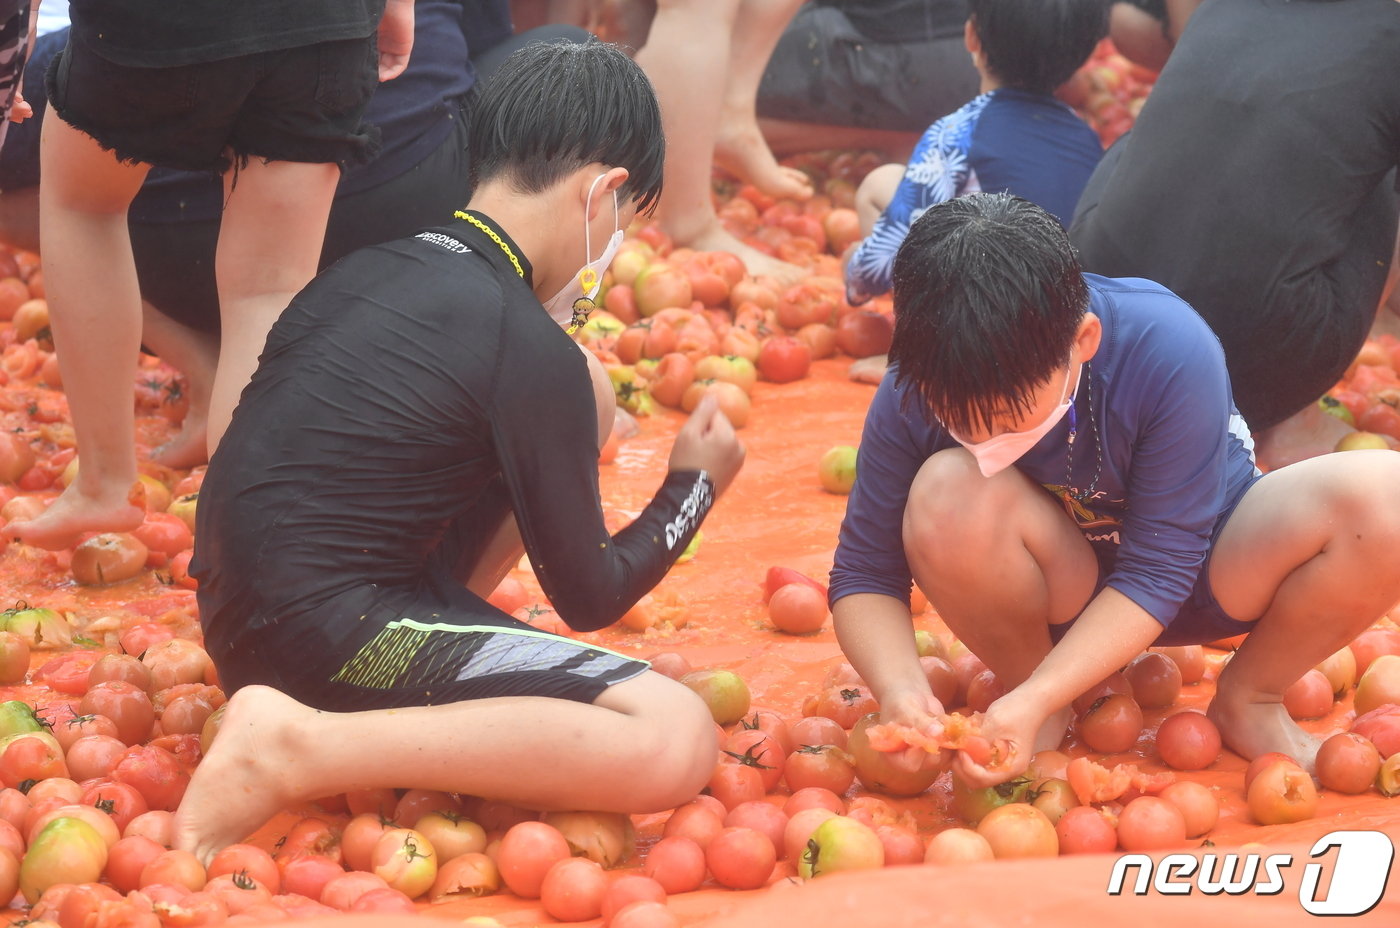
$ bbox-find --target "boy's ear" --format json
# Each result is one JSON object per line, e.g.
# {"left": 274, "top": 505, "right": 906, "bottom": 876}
{"left": 964, "top": 17, "right": 981, "bottom": 58}
{"left": 581, "top": 166, "right": 631, "bottom": 222}
{"left": 1074, "top": 312, "right": 1103, "bottom": 364}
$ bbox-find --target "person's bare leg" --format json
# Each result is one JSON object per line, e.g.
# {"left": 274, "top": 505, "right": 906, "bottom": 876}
{"left": 140, "top": 302, "right": 218, "bottom": 469}
{"left": 4, "top": 116, "right": 148, "bottom": 550}
{"left": 713, "top": 0, "right": 810, "bottom": 201}
{"left": 758, "top": 118, "right": 919, "bottom": 163}
{"left": 206, "top": 158, "right": 339, "bottom": 454}
{"left": 174, "top": 673, "right": 717, "bottom": 863}
{"left": 854, "top": 163, "right": 903, "bottom": 235}
{"left": 0, "top": 185, "right": 40, "bottom": 253}
{"left": 1206, "top": 450, "right": 1400, "bottom": 770}
{"left": 635, "top": 0, "right": 803, "bottom": 283}
{"left": 904, "top": 449, "right": 1100, "bottom": 751}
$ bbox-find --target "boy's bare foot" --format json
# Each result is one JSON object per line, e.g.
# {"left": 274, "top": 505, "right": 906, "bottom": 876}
{"left": 152, "top": 415, "right": 210, "bottom": 470}
{"left": 3, "top": 484, "right": 144, "bottom": 551}
{"left": 1207, "top": 688, "right": 1321, "bottom": 772}
{"left": 715, "top": 114, "right": 814, "bottom": 202}
{"left": 1253, "top": 402, "right": 1353, "bottom": 472}
{"left": 173, "top": 685, "right": 305, "bottom": 865}
{"left": 687, "top": 223, "right": 806, "bottom": 286}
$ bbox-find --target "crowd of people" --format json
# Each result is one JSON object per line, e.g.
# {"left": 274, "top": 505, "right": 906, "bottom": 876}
{"left": 0, "top": 0, "right": 1394, "bottom": 862}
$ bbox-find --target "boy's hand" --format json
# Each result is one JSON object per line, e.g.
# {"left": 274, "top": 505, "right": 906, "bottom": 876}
{"left": 953, "top": 690, "right": 1046, "bottom": 788}
{"left": 377, "top": 0, "right": 416, "bottom": 81}
{"left": 669, "top": 395, "right": 745, "bottom": 496}
{"left": 877, "top": 688, "right": 953, "bottom": 775}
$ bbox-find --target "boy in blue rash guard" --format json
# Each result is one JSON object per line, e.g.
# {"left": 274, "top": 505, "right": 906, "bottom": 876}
{"left": 830, "top": 193, "right": 1400, "bottom": 787}
{"left": 844, "top": 0, "right": 1105, "bottom": 306}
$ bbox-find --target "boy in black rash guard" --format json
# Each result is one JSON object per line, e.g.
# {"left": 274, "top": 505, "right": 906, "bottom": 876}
{"left": 173, "top": 41, "right": 746, "bottom": 863}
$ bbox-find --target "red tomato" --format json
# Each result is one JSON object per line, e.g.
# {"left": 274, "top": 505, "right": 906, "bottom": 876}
{"left": 1151, "top": 645, "right": 1206, "bottom": 686}
{"left": 496, "top": 821, "right": 570, "bottom": 899}
{"left": 205, "top": 871, "right": 274, "bottom": 915}
{"left": 340, "top": 812, "right": 394, "bottom": 873}
{"left": 767, "top": 582, "right": 828, "bottom": 635}
{"left": 660, "top": 803, "right": 724, "bottom": 850}
{"left": 1076, "top": 693, "right": 1144, "bottom": 754}
{"left": 722, "top": 728, "right": 785, "bottom": 792}
{"left": 612, "top": 900, "right": 681, "bottom": 928}
{"left": 65, "top": 735, "right": 128, "bottom": 782}
{"left": 123, "top": 810, "right": 174, "bottom": 846}
{"left": 807, "top": 684, "right": 879, "bottom": 730}
{"left": 1124, "top": 652, "right": 1182, "bottom": 709}
{"left": 70, "top": 533, "right": 148, "bottom": 586}
{"left": 139, "top": 639, "right": 212, "bottom": 692}
{"left": 782, "top": 787, "right": 846, "bottom": 818}
{"left": 32, "top": 651, "right": 105, "bottom": 696}
{"left": 370, "top": 827, "right": 437, "bottom": 899}
{"left": 642, "top": 835, "right": 706, "bottom": 895}
{"left": 208, "top": 843, "right": 280, "bottom": 894}
{"left": 762, "top": 566, "right": 828, "bottom": 604}
{"left": 538, "top": 856, "right": 608, "bottom": 922}
{"left": 783, "top": 744, "right": 855, "bottom": 795}
{"left": 789, "top": 715, "right": 847, "bottom": 750}
{"left": 119, "top": 623, "right": 176, "bottom": 659}
{"left": 1159, "top": 780, "right": 1219, "bottom": 839}
{"left": 1154, "top": 710, "right": 1221, "bottom": 771}
{"left": 706, "top": 826, "right": 775, "bottom": 890}
{"left": 50, "top": 712, "right": 120, "bottom": 752}
{"left": 1054, "top": 806, "right": 1116, "bottom": 855}
{"left": 602, "top": 874, "right": 667, "bottom": 925}
{"left": 110, "top": 744, "right": 189, "bottom": 812}
{"left": 81, "top": 779, "right": 148, "bottom": 835}
{"left": 1316, "top": 732, "right": 1382, "bottom": 794}
{"left": 976, "top": 804, "right": 1058, "bottom": 859}
{"left": 1071, "top": 671, "right": 1132, "bottom": 715}
{"left": 834, "top": 310, "right": 894, "bottom": 359}
{"left": 1282, "top": 669, "right": 1335, "bottom": 720}
{"left": 1116, "top": 796, "right": 1187, "bottom": 851}
{"left": 131, "top": 512, "right": 193, "bottom": 560}
{"left": 1247, "top": 759, "right": 1318, "bottom": 825}
{"left": 756, "top": 336, "right": 811, "bottom": 383}
{"left": 139, "top": 848, "right": 207, "bottom": 892}
{"left": 107, "top": 834, "right": 166, "bottom": 893}
{"left": 707, "top": 761, "right": 766, "bottom": 810}
{"left": 1358, "top": 402, "right": 1400, "bottom": 440}
{"left": 88, "top": 653, "right": 154, "bottom": 693}
{"left": 278, "top": 816, "right": 342, "bottom": 863}
{"left": 723, "top": 801, "right": 788, "bottom": 859}
{"left": 1351, "top": 704, "right": 1400, "bottom": 758}
{"left": 0, "top": 733, "right": 68, "bottom": 786}
{"left": 79, "top": 681, "right": 155, "bottom": 746}
{"left": 320, "top": 869, "right": 390, "bottom": 910}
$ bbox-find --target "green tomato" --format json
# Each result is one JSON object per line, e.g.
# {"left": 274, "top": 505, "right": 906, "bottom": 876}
{"left": 1318, "top": 395, "right": 1356, "bottom": 427}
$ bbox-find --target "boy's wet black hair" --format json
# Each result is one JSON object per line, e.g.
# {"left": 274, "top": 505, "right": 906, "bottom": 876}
{"left": 468, "top": 40, "right": 665, "bottom": 214}
{"left": 969, "top": 0, "right": 1110, "bottom": 94}
{"left": 889, "top": 193, "right": 1089, "bottom": 436}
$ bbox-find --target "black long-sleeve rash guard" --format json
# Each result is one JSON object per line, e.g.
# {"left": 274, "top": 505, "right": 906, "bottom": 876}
{"left": 192, "top": 213, "right": 713, "bottom": 655}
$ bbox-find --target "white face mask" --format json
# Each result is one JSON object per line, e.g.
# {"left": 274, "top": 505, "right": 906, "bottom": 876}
{"left": 947, "top": 363, "right": 1080, "bottom": 478}
{"left": 543, "top": 172, "right": 624, "bottom": 330}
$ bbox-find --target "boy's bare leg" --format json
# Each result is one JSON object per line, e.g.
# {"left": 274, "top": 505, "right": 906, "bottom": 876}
{"left": 713, "top": 0, "right": 810, "bottom": 201}
{"left": 141, "top": 302, "right": 218, "bottom": 469}
{"left": 206, "top": 158, "right": 339, "bottom": 455}
{"left": 174, "top": 673, "right": 717, "bottom": 864}
{"left": 635, "top": 0, "right": 803, "bottom": 284}
{"left": 1206, "top": 450, "right": 1400, "bottom": 770}
{"left": 4, "top": 115, "right": 149, "bottom": 550}
{"left": 904, "top": 449, "right": 1100, "bottom": 751}
{"left": 854, "top": 163, "right": 904, "bottom": 235}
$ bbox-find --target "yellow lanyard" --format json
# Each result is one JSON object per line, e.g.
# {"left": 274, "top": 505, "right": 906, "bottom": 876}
{"left": 453, "top": 210, "right": 595, "bottom": 334}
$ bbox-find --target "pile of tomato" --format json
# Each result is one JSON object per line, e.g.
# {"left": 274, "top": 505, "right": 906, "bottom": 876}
{"left": 1057, "top": 39, "right": 1159, "bottom": 148}
{"left": 1324, "top": 336, "right": 1400, "bottom": 446}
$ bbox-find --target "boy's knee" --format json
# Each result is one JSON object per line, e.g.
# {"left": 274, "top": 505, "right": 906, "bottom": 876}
{"left": 904, "top": 447, "right": 992, "bottom": 534}
{"left": 631, "top": 683, "right": 717, "bottom": 811}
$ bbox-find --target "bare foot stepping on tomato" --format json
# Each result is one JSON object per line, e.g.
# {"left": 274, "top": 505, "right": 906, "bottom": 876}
{"left": 1207, "top": 687, "right": 1321, "bottom": 773}
{"left": 4, "top": 483, "right": 144, "bottom": 551}
{"left": 688, "top": 223, "right": 805, "bottom": 288}
{"left": 152, "top": 414, "right": 210, "bottom": 470}
{"left": 715, "top": 115, "right": 814, "bottom": 203}
{"left": 173, "top": 685, "right": 306, "bottom": 865}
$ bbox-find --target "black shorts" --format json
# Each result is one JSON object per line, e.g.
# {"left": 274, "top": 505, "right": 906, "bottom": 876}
{"left": 45, "top": 30, "right": 380, "bottom": 172}
{"left": 130, "top": 96, "right": 471, "bottom": 334}
{"left": 208, "top": 477, "right": 650, "bottom": 712}
{"left": 1050, "top": 472, "right": 1264, "bottom": 649}
{"left": 756, "top": 4, "right": 980, "bottom": 133}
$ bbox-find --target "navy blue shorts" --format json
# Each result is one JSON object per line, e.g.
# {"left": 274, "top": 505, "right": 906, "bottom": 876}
{"left": 1050, "top": 472, "right": 1264, "bottom": 648}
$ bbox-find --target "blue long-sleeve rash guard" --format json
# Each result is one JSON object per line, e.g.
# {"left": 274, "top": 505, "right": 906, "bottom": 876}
{"left": 845, "top": 89, "right": 1102, "bottom": 305}
{"left": 829, "top": 276, "right": 1260, "bottom": 632}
